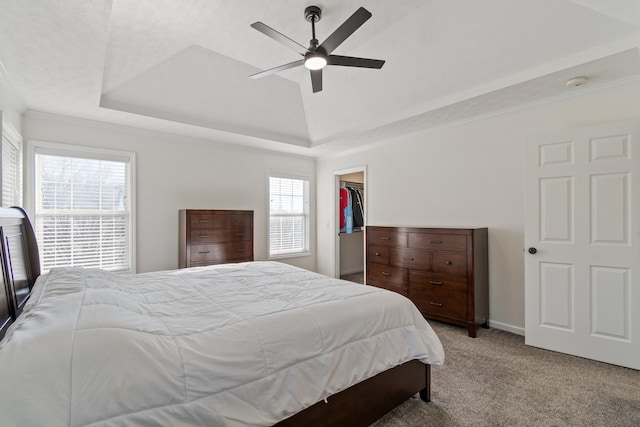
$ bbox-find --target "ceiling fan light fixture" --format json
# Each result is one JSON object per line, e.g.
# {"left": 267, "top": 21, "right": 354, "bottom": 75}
{"left": 304, "top": 53, "right": 327, "bottom": 70}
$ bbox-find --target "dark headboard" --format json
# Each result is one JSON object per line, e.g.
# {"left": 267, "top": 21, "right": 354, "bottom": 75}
{"left": 0, "top": 207, "right": 40, "bottom": 339}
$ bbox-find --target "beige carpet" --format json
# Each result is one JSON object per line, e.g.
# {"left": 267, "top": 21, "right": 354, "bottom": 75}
{"left": 341, "top": 272, "right": 364, "bottom": 284}
{"left": 372, "top": 321, "right": 640, "bottom": 427}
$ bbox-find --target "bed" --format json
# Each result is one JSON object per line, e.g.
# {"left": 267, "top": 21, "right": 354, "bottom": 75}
{"left": 0, "top": 207, "right": 444, "bottom": 426}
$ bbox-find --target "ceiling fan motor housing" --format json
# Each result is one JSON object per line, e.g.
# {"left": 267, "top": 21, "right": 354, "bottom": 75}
{"left": 304, "top": 6, "right": 322, "bottom": 23}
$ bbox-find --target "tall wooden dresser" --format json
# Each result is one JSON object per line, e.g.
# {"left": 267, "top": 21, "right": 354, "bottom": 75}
{"left": 366, "top": 226, "right": 488, "bottom": 337}
{"left": 179, "top": 210, "right": 253, "bottom": 268}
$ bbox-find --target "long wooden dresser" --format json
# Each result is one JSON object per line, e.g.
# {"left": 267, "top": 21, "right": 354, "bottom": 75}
{"left": 179, "top": 209, "right": 253, "bottom": 268}
{"left": 366, "top": 226, "right": 488, "bottom": 337}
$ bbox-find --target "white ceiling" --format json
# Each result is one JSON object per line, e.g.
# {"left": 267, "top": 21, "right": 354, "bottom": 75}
{"left": 2, "top": 0, "right": 640, "bottom": 157}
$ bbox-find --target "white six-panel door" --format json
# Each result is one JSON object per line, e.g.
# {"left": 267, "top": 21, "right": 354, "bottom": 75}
{"left": 525, "top": 120, "right": 640, "bottom": 370}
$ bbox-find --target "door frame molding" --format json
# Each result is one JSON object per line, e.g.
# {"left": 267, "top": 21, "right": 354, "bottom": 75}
{"left": 333, "top": 166, "right": 367, "bottom": 279}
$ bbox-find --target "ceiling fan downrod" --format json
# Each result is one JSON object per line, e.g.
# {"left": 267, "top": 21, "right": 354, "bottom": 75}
{"left": 305, "top": 6, "right": 322, "bottom": 51}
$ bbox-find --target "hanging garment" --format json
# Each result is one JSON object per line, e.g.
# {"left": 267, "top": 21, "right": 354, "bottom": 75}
{"left": 355, "top": 187, "right": 365, "bottom": 228}
{"left": 349, "top": 187, "right": 364, "bottom": 228}
{"left": 344, "top": 189, "right": 353, "bottom": 234}
{"left": 340, "top": 187, "right": 348, "bottom": 230}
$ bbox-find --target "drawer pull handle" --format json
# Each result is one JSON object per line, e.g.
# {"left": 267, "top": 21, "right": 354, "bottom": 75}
{"left": 381, "top": 272, "right": 391, "bottom": 276}
{"left": 234, "top": 249, "right": 244, "bottom": 252}
{"left": 429, "top": 281, "right": 443, "bottom": 285}
{"left": 431, "top": 240, "right": 443, "bottom": 244}
{"left": 199, "top": 219, "right": 210, "bottom": 223}
{"left": 235, "top": 233, "right": 245, "bottom": 237}
{"left": 380, "top": 237, "right": 390, "bottom": 240}
{"left": 375, "top": 252, "right": 381, "bottom": 256}
{"left": 430, "top": 302, "right": 443, "bottom": 307}
{"left": 233, "top": 219, "right": 245, "bottom": 223}
{"left": 403, "top": 257, "right": 415, "bottom": 261}
{"left": 445, "top": 261, "right": 453, "bottom": 265}
{"left": 198, "top": 251, "right": 210, "bottom": 254}
{"left": 199, "top": 234, "right": 209, "bottom": 238}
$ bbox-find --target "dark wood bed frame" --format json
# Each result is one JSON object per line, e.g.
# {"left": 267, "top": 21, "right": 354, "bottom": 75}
{"left": 276, "top": 361, "right": 430, "bottom": 426}
{"left": 0, "top": 207, "right": 40, "bottom": 340}
{"left": 0, "top": 207, "right": 431, "bottom": 426}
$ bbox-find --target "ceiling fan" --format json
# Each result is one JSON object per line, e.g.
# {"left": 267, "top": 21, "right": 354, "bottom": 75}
{"left": 249, "top": 6, "right": 385, "bottom": 93}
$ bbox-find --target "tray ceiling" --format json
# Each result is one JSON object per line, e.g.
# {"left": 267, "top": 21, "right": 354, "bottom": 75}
{"left": 1, "top": 0, "right": 640, "bottom": 157}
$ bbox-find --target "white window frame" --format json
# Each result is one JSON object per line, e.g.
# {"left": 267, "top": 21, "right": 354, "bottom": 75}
{"left": 0, "top": 115, "right": 23, "bottom": 208}
{"left": 26, "top": 140, "right": 136, "bottom": 273}
{"left": 268, "top": 173, "right": 311, "bottom": 259}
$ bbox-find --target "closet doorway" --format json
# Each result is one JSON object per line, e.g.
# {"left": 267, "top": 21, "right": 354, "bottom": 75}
{"left": 334, "top": 167, "right": 366, "bottom": 284}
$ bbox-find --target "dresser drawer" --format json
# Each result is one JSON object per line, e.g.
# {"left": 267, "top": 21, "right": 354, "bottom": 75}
{"left": 368, "top": 281, "right": 408, "bottom": 297}
{"left": 189, "top": 241, "right": 253, "bottom": 263}
{"left": 409, "top": 233, "right": 467, "bottom": 252}
{"left": 432, "top": 251, "right": 467, "bottom": 276}
{"left": 367, "top": 245, "right": 390, "bottom": 264}
{"left": 390, "top": 248, "right": 430, "bottom": 270}
{"left": 411, "top": 290, "right": 468, "bottom": 319}
{"left": 366, "top": 263, "right": 408, "bottom": 287}
{"left": 410, "top": 271, "right": 467, "bottom": 297}
{"left": 190, "top": 228, "right": 251, "bottom": 244}
{"left": 367, "top": 229, "right": 408, "bottom": 247}
{"left": 190, "top": 213, "right": 252, "bottom": 230}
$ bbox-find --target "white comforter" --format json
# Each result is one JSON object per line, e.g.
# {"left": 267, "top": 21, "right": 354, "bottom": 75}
{"left": 0, "top": 261, "right": 444, "bottom": 426}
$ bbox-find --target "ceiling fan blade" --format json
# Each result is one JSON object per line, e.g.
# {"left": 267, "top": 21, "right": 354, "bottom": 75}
{"left": 311, "top": 69, "right": 322, "bottom": 93}
{"left": 249, "top": 59, "right": 305, "bottom": 79}
{"left": 318, "top": 7, "right": 372, "bottom": 55}
{"left": 328, "top": 55, "right": 385, "bottom": 69}
{"left": 251, "top": 22, "right": 308, "bottom": 56}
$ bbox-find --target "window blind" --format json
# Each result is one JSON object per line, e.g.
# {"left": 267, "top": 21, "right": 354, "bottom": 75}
{"left": 269, "top": 176, "right": 308, "bottom": 256}
{"left": 36, "top": 153, "right": 130, "bottom": 271}
{"left": 2, "top": 134, "right": 21, "bottom": 207}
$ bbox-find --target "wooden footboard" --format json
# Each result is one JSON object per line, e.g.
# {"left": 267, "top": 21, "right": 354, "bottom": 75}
{"left": 0, "top": 207, "right": 40, "bottom": 340}
{"left": 275, "top": 360, "right": 430, "bottom": 427}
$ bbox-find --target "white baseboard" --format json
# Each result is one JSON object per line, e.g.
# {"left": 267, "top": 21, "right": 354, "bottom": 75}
{"left": 488, "top": 320, "right": 525, "bottom": 336}
{"left": 340, "top": 268, "right": 364, "bottom": 276}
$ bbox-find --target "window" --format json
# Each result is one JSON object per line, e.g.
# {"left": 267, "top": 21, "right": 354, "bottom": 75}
{"left": 1, "top": 120, "right": 22, "bottom": 207}
{"left": 269, "top": 175, "right": 309, "bottom": 257}
{"left": 33, "top": 142, "right": 135, "bottom": 272}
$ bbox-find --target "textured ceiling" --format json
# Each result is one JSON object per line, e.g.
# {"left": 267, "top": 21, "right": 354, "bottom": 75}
{"left": 1, "top": 0, "right": 640, "bottom": 157}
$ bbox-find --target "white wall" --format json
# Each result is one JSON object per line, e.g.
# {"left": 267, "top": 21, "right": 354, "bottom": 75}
{"left": 22, "top": 112, "right": 316, "bottom": 273}
{"left": 316, "top": 79, "right": 640, "bottom": 333}
{"left": 340, "top": 232, "right": 364, "bottom": 275}
{"left": 0, "top": 70, "right": 24, "bottom": 130}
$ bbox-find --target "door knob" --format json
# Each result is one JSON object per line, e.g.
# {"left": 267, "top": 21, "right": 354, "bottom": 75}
{"left": 528, "top": 247, "right": 537, "bottom": 254}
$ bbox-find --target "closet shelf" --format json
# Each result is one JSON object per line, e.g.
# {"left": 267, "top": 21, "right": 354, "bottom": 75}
{"left": 339, "top": 229, "right": 363, "bottom": 235}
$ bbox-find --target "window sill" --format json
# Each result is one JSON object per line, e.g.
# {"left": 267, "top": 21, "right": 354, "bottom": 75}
{"left": 268, "top": 251, "right": 312, "bottom": 260}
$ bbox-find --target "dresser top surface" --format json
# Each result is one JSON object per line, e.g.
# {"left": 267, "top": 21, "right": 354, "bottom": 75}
{"left": 366, "top": 225, "right": 487, "bottom": 232}
{"left": 180, "top": 209, "right": 254, "bottom": 215}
